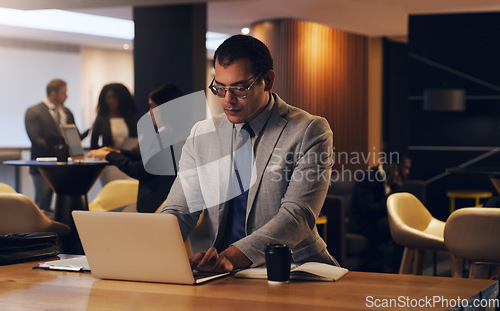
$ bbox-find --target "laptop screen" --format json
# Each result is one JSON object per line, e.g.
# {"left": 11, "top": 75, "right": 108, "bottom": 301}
{"left": 60, "top": 124, "right": 84, "bottom": 159}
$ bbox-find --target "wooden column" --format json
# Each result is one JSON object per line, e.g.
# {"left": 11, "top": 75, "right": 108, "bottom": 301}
{"left": 251, "top": 19, "right": 370, "bottom": 173}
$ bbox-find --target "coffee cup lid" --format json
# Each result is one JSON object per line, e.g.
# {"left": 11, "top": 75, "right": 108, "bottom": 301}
{"left": 265, "top": 244, "right": 292, "bottom": 254}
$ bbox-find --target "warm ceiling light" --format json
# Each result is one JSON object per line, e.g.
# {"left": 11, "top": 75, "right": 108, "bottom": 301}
{"left": 241, "top": 27, "right": 250, "bottom": 35}
{"left": 123, "top": 44, "right": 130, "bottom": 50}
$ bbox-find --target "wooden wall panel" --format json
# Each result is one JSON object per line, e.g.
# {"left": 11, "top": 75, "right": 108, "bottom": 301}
{"left": 252, "top": 19, "right": 368, "bottom": 173}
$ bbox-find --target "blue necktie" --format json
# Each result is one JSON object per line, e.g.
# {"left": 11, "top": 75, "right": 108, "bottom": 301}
{"left": 228, "top": 123, "right": 255, "bottom": 245}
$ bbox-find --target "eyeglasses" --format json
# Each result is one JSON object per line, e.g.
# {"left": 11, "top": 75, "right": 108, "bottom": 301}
{"left": 209, "top": 73, "right": 262, "bottom": 98}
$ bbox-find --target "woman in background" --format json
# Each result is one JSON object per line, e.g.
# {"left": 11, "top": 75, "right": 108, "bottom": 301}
{"left": 90, "top": 83, "right": 137, "bottom": 150}
{"left": 90, "top": 83, "right": 137, "bottom": 185}
{"left": 88, "top": 83, "right": 183, "bottom": 212}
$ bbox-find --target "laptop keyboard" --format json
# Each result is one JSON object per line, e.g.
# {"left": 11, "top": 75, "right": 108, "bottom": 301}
{"left": 193, "top": 270, "right": 223, "bottom": 280}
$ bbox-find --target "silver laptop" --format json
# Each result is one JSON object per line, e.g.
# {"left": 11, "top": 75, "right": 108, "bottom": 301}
{"left": 72, "top": 211, "right": 229, "bottom": 284}
{"left": 60, "top": 124, "right": 106, "bottom": 162}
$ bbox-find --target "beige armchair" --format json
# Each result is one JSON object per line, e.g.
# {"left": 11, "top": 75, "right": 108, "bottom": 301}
{"left": 387, "top": 192, "right": 454, "bottom": 275}
{"left": 0, "top": 182, "right": 17, "bottom": 194}
{"left": 89, "top": 179, "right": 139, "bottom": 212}
{"left": 444, "top": 207, "right": 500, "bottom": 278}
{"left": 0, "top": 193, "right": 70, "bottom": 236}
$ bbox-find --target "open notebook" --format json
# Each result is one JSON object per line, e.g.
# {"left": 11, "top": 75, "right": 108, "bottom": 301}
{"left": 62, "top": 211, "right": 230, "bottom": 284}
{"left": 235, "top": 262, "right": 349, "bottom": 282}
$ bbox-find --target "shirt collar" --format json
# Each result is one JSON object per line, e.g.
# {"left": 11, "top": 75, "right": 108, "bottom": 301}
{"left": 235, "top": 91, "right": 274, "bottom": 137}
{"left": 43, "top": 97, "right": 57, "bottom": 110}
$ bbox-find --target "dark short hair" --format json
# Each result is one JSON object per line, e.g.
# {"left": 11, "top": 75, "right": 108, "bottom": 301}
{"left": 96, "top": 83, "right": 136, "bottom": 116}
{"left": 149, "top": 83, "right": 184, "bottom": 106}
{"left": 46, "top": 79, "right": 66, "bottom": 96}
{"left": 213, "top": 35, "right": 273, "bottom": 78}
{"left": 383, "top": 163, "right": 400, "bottom": 178}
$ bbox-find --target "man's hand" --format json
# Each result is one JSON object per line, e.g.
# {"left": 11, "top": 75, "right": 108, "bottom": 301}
{"left": 190, "top": 247, "right": 233, "bottom": 273}
{"left": 189, "top": 246, "right": 252, "bottom": 273}
{"left": 87, "top": 147, "right": 119, "bottom": 159}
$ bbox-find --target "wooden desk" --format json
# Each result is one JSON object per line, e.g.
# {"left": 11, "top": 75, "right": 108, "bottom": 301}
{"left": 0, "top": 256, "right": 498, "bottom": 310}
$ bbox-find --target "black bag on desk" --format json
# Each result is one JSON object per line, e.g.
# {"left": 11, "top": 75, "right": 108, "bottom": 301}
{"left": 0, "top": 232, "right": 61, "bottom": 265}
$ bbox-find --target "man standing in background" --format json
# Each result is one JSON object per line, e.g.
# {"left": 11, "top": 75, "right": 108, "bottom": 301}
{"left": 25, "top": 78, "right": 76, "bottom": 212}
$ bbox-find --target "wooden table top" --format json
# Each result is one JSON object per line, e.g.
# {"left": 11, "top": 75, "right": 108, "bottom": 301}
{"left": 0, "top": 255, "right": 497, "bottom": 310}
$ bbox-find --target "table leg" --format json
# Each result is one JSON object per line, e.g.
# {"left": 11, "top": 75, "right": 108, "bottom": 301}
{"left": 55, "top": 194, "right": 89, "bottom": 255}
{"left": 38, "top": 164, "right": 105, "bottom": 255}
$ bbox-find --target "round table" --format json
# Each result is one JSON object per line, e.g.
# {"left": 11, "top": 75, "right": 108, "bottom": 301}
{"left": 446, "top": 166, "right": 500, "bottom": 193}
{"left": 4, "top": 160, "right": 108, "bottom": 254}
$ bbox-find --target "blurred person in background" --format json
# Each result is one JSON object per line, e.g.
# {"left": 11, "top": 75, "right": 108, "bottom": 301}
{"left": 88, "top": 83, "right": 183, "bottom": 212}
{"left": 349, "top": 162, "right": 404, "bottom": 273}
{"left": 25, "top": 78, "right": 86, "bottom": 212}
{"left": 90, "top": 83, "right": 137, "bottom": 185}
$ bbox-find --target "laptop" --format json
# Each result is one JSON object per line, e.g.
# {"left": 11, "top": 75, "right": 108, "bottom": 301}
{"left": 60, "top": 124, "right": 106, "bottom": 162}
{"left": 72, "top": 211, "right": 230, "bottom": 284}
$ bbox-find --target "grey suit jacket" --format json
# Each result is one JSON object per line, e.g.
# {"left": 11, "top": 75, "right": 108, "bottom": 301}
{"left": 25, "top": 102, "right": 76, "bottom": 173}
{"left": 162, "top": 93, "right": 334, "bottom": 266}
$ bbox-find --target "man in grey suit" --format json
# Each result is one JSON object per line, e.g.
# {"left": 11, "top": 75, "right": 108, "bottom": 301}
{"left": 161, "top": 35, "right": 336, "bottom": 272}
{"left": 25, "top": 79, "right": 76, "bottom": 212}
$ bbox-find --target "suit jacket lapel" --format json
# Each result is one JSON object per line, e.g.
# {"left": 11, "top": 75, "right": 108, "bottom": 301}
{"left": 246, "top": 95, "right": 288, "bottom": 218}
{"left": 212, "top": 116, "right": 233, "bottom": 246}
{"left": 63, "top": 107, "right": 75, "bottom": 124}
{"left": 40, "top": 103, "right": 60, "bottom": 136}
{"left": 211, "top": 95, "right": 289, "bottom": 244}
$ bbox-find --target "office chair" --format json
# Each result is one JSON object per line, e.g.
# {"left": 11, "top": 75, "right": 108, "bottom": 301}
{"left": 0, "top": 182, "right": 17, "bottom": 194}
{"left": 444, "top": 207, "right": 500, "bottom": 278}
{"left": 89, "top": 179, "right": 139, "bottom": 212}
{"left": 387, "top": 192, "right": 456, "bottom": 275}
